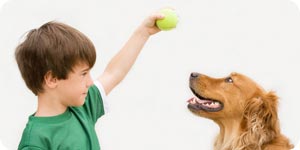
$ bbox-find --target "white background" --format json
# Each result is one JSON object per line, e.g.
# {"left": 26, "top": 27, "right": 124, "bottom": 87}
{"left": 1, "top": 0, "right": 300, "bottom": 149}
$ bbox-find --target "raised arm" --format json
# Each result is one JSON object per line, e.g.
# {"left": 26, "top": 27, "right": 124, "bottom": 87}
{"left": 97, "top": 13, "right": 164, "bottom": 95}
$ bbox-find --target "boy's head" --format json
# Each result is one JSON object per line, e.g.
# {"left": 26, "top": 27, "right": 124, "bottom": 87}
{"left": 15, "top": 21, "right": 96, "bottom": 95}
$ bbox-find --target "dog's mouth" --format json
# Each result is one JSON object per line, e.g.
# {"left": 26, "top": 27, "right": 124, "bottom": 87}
{"left": 187, "top": 88, "right": 224, "bottom": 112}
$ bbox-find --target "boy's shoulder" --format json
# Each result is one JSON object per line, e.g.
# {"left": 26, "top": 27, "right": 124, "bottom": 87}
{"left": 18, "top": 115, "right": 46, "bottom": 150}
{"left": 18, "top": 108, "right": 95, "bottom": 150}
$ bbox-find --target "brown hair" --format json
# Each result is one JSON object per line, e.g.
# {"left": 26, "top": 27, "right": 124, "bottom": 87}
{"left": 15, "top": 21, "right": 96, "bottom": 95}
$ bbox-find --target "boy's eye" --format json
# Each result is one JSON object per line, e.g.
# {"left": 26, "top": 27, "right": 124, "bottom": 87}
{"left": 225, "top": 77, "right": 233, "bottom": 83}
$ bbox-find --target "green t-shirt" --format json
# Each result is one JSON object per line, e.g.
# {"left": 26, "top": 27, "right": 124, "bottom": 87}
{"left": 18, "top": 84, "right": 105, "bottom": 150}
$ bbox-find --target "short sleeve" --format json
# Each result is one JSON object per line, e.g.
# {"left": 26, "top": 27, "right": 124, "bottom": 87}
{"left": 82, "top": 81, "right": 107, "bottom": 124}
{"left": 93, "top": 80, "right": 109, "bottom": 113}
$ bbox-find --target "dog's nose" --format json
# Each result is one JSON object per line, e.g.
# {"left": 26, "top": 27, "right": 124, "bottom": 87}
{"left": 190, "top": 72, "right": 200, "bottom": 79}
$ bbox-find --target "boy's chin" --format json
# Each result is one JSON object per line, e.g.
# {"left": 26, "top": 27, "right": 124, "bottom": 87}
{"left": 72, "top": 99, "right": 85, "bottom": 107}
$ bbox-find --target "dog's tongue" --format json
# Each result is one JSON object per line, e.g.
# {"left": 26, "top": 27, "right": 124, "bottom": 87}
{"left": 187, "top": 97, "right": 213, "bottom": 104}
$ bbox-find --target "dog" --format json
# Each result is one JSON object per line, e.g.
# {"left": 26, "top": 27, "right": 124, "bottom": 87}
{"left": 187, "top": 72, "right": 293, "bottom": 150}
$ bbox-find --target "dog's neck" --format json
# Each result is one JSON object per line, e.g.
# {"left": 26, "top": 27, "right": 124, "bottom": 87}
{"left": 213, "top": 118, "right": 242, "bottom": 150}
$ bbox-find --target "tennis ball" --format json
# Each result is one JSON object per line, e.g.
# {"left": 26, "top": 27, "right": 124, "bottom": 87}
{"left": 156, "top": 9, "right": 178, "bottom": 31}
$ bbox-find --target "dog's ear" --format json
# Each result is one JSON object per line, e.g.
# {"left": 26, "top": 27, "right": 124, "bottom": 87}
{"left": 239, "top": 91, "right": 280, "bottom": 149}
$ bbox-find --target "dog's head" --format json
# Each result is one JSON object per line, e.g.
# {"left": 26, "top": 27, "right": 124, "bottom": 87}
{"left": 187, "top": 72, "right": 293, "bottom": 149}
{"left": 187, "top": 72, "right": 277, "bottom": 121}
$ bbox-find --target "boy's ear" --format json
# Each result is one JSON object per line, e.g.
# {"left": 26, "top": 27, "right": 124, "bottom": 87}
{"left": 44, "top": 71, "right": 58, "bottom": 89}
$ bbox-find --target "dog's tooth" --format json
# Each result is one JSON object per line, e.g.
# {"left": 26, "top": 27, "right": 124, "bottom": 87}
{"left": 190, "top": 97, "right": 196, "bottom": 104}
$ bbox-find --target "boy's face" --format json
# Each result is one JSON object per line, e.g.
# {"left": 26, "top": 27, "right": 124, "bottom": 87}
{"left": 56, "top": 63, "right": 93, "bottom": 107}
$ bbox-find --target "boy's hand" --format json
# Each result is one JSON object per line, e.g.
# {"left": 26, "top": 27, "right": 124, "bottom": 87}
{"left": 136, "top": 12, "right": 165, "bottom": 37}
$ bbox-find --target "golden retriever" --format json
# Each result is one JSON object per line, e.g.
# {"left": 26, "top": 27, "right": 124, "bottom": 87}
{"left": 187, "top": 72, "right": 293, "bottom": 150}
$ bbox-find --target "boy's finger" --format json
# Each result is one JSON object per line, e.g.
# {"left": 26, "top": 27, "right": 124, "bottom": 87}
{"left": 150, "top": 12, "right": 165, "bottom": 21}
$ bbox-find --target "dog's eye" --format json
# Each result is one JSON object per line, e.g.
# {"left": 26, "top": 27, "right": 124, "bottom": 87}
{"left": 225, "top": 77, "right": 233, "bottom": 83}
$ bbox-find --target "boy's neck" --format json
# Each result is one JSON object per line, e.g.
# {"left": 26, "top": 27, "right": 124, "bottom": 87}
{"left": 35, "top": 92, "right": 68, "bottom": 117}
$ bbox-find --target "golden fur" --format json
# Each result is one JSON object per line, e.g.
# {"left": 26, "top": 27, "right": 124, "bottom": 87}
{"left": 187, "top": 72, "right": 293, "bottom": 150}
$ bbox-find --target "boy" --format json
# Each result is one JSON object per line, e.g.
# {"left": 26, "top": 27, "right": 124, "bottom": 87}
{"left": 16, "top": 12, "right": 165, "bottom": 150}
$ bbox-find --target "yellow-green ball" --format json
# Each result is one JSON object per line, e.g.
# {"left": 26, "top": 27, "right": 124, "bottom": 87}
{"left": 156, "top": 9, "right": 178, "bottom": 31}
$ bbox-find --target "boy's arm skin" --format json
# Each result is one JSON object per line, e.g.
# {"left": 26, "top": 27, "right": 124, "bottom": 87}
{"left": 97, "top": 13, "right": 164, "bottom": 95}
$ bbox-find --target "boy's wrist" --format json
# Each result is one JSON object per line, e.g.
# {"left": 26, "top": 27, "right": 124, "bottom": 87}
{"left": 133, "top": 26, "right": 151, "bottom": 40}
